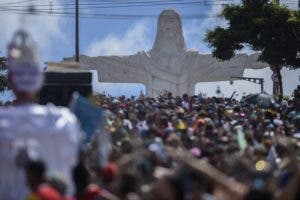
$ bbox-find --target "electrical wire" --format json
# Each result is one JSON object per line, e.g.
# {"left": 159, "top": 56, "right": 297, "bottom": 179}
{"left": 0, "top": 7, "right": 219, "bottom": 20}
{"left": 0, "top": 0, "right": 38, "bottom": 6}
{"left": 0, "top": 0, "right": 235, "bottom": 20}
{"left": 0, "top": 0, "right": 230, "bottom": 8}
{"left": 0, "top": 0, "right": 230, "bottom": 17}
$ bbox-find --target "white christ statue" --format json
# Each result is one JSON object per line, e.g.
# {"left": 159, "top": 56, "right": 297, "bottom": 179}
{"left": 61, "top": 9, "right": 268, "bottom": 97}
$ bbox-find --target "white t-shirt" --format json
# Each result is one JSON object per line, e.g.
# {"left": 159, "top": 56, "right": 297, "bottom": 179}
{"left": 123, "top": 119, "right": 133, "bottom": 130}
{"left": 0, "top": 103, "right": 81, "bottom": 200}
{"left": 136, "top": 120, "right": 148, "bottom": 132}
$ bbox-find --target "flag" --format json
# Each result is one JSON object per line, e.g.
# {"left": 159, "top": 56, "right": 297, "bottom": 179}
{"left": 70, "top": 92, "right": 103, "bottom": 143}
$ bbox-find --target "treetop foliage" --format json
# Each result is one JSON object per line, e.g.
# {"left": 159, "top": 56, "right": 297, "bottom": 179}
{"left": 205, "top": 0, "right": 300, "bottom": 69}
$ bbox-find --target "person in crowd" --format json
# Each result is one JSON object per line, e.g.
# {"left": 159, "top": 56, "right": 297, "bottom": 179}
{"left": 72, "top": 161, "right": 102, "bottom": 200}
{"left": 25, "top": 160, "right": 63, "bottom": 200}
{"left": 0, "top": 30, "right": 81, "bottom": 199}
{"left": 72, "top": 157, "right": 119, "bottom": 200}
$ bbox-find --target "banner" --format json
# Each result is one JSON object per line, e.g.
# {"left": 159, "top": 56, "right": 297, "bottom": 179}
{"left": 70, "top": 92, "right": 103, "bottom": 143}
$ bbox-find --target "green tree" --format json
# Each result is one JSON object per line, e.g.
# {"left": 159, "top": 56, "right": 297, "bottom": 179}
{"left": 205, "top": 0, "right": 300, "bottom": 96}
{"left": 0, "top": 57, "right": 8, "bottom": 93}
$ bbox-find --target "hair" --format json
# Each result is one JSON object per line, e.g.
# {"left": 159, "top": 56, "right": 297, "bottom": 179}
{"left": 166, "top": 176, "right": 184, "bottom": 200}
{"left": 72, "top": 163, "right": 91, "bottom": 194}
{"left": 25, "top": 160, "right": 46, "bottom": 180}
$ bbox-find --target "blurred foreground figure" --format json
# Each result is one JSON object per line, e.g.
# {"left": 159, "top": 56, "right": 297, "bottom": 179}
{"left": 0, "top": 30, "right": 81, "bottom": 199}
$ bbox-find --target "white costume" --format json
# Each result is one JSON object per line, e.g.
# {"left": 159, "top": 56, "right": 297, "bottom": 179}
{"left": 0, "top": 30, "right": 81, "bottom": 199}
{"left": 0, "top": 103, "right": 81, "bottom": 199}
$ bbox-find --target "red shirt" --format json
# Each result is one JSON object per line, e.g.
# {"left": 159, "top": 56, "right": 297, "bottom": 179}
{"left": 27, "top": 184, "right": 63, "bottom": 200}
{"left": 76, "top": 184, "right": 102, "bottom": 200}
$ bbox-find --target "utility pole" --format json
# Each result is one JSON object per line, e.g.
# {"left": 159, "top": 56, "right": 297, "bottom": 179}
{"left": 75, "top": 0, "right": 79, "bottom": 62}
{"left": 49, "top": 1, "right": 53, "bottom": 14}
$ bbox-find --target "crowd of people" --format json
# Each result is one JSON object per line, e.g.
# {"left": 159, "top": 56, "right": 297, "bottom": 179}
{"left": 2, "top": 85, "right": 300, "bottom": 200}
{"left": 1, "top": 30, "right": 300, "bottom": 200}
{"left": 86, "top": 87, "right": 300, "bottom": 200}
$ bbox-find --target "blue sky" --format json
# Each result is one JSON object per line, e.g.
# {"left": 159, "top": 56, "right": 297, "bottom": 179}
{"left": 0, "top": 0, "right": 220, "bottom": 60}
{"left": 0, "top": 0, "right": 299, "bottom": 100}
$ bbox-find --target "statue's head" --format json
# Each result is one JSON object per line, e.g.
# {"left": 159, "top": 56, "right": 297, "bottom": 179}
{"left": 159, "top": 9, "right": 181, "bottom": 38}
{"left": 152, "top": 9, "right": 186, "bottom": 54}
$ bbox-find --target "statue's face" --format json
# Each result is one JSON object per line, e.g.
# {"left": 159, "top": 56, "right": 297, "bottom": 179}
{"left": 161, "top": 15, "right": 178, "bottom": 38}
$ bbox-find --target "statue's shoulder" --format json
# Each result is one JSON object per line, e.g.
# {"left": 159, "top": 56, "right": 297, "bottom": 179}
{"left": 185, "top": 48, "right": 198, "bottom": 54}
{"left": 184, "top": 50, "right": 215, "bottom": 61}
{"left": 134, "top": 50, "right": 151, "bottom": 58}
{"left": 233, "top": 53, "right": 248, "bottom": 58}
{"left": 125, "top": 50, "right": 152, "bottom": 63}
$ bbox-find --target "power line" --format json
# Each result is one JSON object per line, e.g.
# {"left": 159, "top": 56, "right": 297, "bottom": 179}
{"left": 0, "top": 0, "right": 38, "bottom": 6}
{"left": 0, "top": 0, "right": 230, "bottom": 8}
{"left": 2, "top": 0, "right": 298, "bottom": 20}
{"left": 0, "top": 10, "right": 217, "bottom": 19}
{"left": 60, "top": 0, "right": 230, "bottom": 4}
{"left": 0, "top": 2, "right": 230, "bottom": 15}
{"left": 1, "top": 0, "right": 296, "bottom": 8}
{"left": 0, "top": 8, "right": 218, "bottom": 20}
{"left": 0, "top": 0, "right": 230, "bottom": 5}
{"left": 0, "top": 0, "right": 232, "bottom": 16}
{"left": 0, "top": 0, "right": 232, "bottom": 21}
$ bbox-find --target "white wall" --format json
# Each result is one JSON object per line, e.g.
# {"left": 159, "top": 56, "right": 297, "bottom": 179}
{"left": 195, "top": 68, "right": 300, "bottom": 98}
{"left": 90, "top": 70, "right": 145, "bottom": 97}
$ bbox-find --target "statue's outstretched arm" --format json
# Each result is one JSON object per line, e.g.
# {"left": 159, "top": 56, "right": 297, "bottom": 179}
{"left": 79, "top": 55, "right": 150, "bottom": 85}
{"left": 245, "top": 53, "right": 269, "bottom": 69}
{"left": 188, "top": 53, "right": 267, "bottom": 84}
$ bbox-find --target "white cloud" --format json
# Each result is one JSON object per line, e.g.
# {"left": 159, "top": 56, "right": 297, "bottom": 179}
{"left": 0, "top": 0, "right": 67, "bottom": 62}
{"left": 184, "top": 4, "right": 227, "bottom": 53}
{"left": 85, "top": 20, "right": 152, "bottom": 56}
{"left": 281, "top": 0, "right": 299, "bottom": 10}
